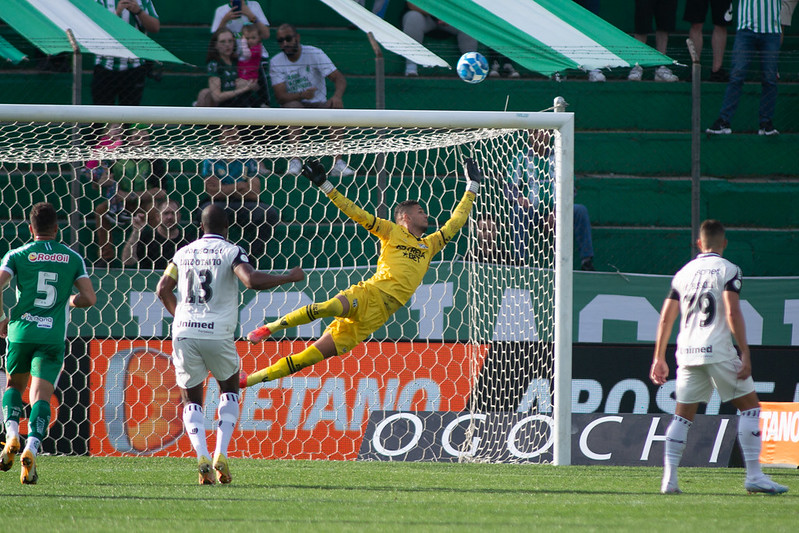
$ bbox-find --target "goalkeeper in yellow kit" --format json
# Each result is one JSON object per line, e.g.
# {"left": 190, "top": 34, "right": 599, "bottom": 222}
{"left": 240, "top": 157, "right": 482, "bottom": 388}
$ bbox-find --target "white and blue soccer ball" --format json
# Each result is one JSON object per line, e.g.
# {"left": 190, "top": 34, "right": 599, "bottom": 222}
{"left": 457, "top": 52, "right": 489, "bottom": 84}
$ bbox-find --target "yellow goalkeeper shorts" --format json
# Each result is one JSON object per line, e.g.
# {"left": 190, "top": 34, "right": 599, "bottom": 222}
{"left": 325, "top": 282, "right": 403, "bottom": 356}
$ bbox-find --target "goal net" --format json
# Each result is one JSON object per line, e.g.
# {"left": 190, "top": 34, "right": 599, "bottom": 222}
{"left": 0, "top": 104, "right": 573, "bottom": 465}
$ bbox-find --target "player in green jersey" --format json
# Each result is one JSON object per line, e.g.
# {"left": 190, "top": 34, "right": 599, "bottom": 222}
{"left": 0, "top": 202, "right": 96, "bottom": 484}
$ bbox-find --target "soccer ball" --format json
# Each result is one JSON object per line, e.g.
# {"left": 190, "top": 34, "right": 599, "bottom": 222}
{"left": 457, "top": 52, "right": 489, "bottom": 84}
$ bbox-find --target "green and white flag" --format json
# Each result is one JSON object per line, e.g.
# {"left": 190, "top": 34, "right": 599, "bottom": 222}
{"left": 0, "top": 33, "right": 27, "bottom": 63}
{"left": 408, "top": 0, "right": 673, "bottom": 75}
{"left": 0, "top": 0, "right": 183, "bottom": 64}
{"left": 319, "top": 0, "right": 449, "bottom": 68}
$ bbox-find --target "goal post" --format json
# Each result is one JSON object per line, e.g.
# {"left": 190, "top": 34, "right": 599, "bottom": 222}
{"left": 0, "top": 103, "right": 573, "bottom": 465}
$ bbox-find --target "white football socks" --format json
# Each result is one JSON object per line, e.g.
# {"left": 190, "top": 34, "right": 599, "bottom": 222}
{"left": 182, "top": 403, "right": 209, "bottom": 459}
{"left": 214, "top": 393, "right": 239, "bottom": 458}
{"left": 663, "top": 415, "right": 692, "bottom": 488}
{"left": 738, "top": 408, "right": 763, "bottom": 479}
{"left": 23, "top": 435, "right": 41, "bottom": 456}
{"left": 4, "top": 420, "right": 19, "bottom": 439}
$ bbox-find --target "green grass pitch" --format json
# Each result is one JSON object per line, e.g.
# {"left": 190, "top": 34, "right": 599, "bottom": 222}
{"left": 1, "top": 457, "right": 797, "bottom": 532}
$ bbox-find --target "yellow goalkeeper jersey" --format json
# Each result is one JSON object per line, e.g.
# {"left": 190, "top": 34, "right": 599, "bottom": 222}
{"left": 327, "top": 188, "right": 475, "bottom": 305}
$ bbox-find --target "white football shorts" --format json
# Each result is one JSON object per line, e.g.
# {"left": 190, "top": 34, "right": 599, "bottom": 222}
{"left": 172, "top": 337, "right": 240, "bottom": 389}
{"left": 675, "top": 358, "right": 755, "bottom": 404}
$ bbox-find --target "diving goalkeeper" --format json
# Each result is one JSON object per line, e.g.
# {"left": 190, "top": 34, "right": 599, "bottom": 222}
{"left": 240, "top": 157, "right": 483, "bottom": 387}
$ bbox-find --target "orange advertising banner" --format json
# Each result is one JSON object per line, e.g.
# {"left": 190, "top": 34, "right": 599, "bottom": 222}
{"left": 89, "top": 339, "right": 484, "bottom": 460}
{"left": 759, "top": 402, "right": 799, "bottom": 467}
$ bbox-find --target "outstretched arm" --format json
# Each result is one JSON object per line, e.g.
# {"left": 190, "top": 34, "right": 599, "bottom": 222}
{"left": 301, "top": 159, "right": 391, "bottom": 238}
{"left": 235, "top": 264, "right": 305, "bottom": 290}
{"left": 426, "top": 158, "right": 482, "bottom": 254}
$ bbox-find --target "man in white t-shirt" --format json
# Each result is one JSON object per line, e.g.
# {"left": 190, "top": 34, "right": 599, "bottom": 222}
{"left": 156, "top": 204, "right": 303, "bottom": 485}
{"left": 270, "top": 23, "right": 354, "bottom": 177}
{"left": 650, "top": 219, "right": 788, "bottom": 495}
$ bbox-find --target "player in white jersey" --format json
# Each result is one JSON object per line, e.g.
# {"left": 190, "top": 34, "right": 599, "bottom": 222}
{"left": 651, "top": 219, "right": 787, "bottom": 495}
{"left": 156, "top": 204, "right": 303, "bottom": 484}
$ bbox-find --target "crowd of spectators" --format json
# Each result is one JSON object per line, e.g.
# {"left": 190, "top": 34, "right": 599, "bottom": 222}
{"left": 76, "top": 0, "right": 797, "bottom": 270}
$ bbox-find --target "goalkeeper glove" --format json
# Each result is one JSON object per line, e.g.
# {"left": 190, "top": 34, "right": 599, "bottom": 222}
{"left": 301, "top": 159, "right": 328, "bottom": 187}
{"left": 464, "top": 157, "right": 482, "bottom": 194}
{"left": 301, "top": 159, "right": 334, "bottom": 193}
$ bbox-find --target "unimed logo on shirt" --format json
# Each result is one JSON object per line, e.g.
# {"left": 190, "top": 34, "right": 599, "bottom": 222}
{"left": 28, "top": 252, "right": 69, "bottom": 263}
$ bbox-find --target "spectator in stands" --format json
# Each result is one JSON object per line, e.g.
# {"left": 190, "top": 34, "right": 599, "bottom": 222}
{"left": 684, "top": 0, "right": 733, "bottom": 81}
{"left": 402, "top": 2, "right": 478, "bottom": 77}
{"left": 781, "top": 0, "right": 798, "bottom": 43}
{"left": 211, "top": 0, "right": 270, "bottom": 39}
{"left": 92, "top": 0, "right": 160, "bottom": 106}
{"left": 629, "top": 0, "right": 680, "bottom": 82}
{"left": 706, "top": 0, "right": 781, "bottom": 136}
{"left": 91, "top": 124, "right": 167, "bottom": 266}
{"left": 487, "top": 49, "right": 520, "bottom": 79}
{"left": 573, "top": 0, "right": 607, "bottom": 82}
{"left": 211, "top": 1, "right": 271, "bottom": 106}
{"left": 122, "top": 199, "right": 192, "bottom": 269}
{"left": 237, "top": 24, "right": 262, "bottom": 80}
{"left": 195, "top": 28, "right": 263, "bottom": 108}
{"left": 462, "top": 215, "right": 515, "bottom": 265}
{"left": 354, "top": 0, "right": 391, "bottom": 18}
{"left": 197, "top": 125, "right": 280, "bottom": 265}
{"left": 505, "top": 129, "right": 595, "bottom": 271}
{"left": 270, "top": 24, "right": 355, "bottom": 177}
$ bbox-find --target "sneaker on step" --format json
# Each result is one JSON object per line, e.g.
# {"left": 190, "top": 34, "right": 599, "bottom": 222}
{"left": 758, "top": 120, "right": 779, "bottom": 136}
{"left": 709, "top": 68, "right": 729, "bottom": 82}
{"left": 655, "top": 65, "right": 679, "bottom": 82}
{"left": 198, "top": 455, "right": 215, "bottom": 485}
{"left": 580, "top": 257, "right": 595, "bottom": 271}
{"left": 706, "top": 118, "right": 732, "bottom": 135}
{"left": 745, "top": 475, "right": 788, "bottom": 494}
{"left": 588, "top": 69, "right": 606, "bottom": 82}
{"left": 488, "top": 61, "right": 500, "bottom": 78}
{"left": 213, "top": 453, "right": 232, "bottom": 484}
{"left": 0, "top": 436, "right": 20, "bottom": 472}
{"left": 628, "top": 64, "right": 643, "bottom": 81}
{"left": 404, "top": 63, "right": 418, "bottom": 77}
{"left": 288, "top": 158, "right": 302, "bottom": 176}
{"left": 502, "top": 63, "right": 520, "bottom": 78}
{"left": 20, "top": 449, "right": 37, "bottom": 485}
{"left": 331, "top": 158, "right": 355, "bottom": 177}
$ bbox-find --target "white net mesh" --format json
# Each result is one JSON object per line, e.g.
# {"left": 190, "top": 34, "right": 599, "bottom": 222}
{"left": 0, "top": 107, "right": 567, "bottom": 463}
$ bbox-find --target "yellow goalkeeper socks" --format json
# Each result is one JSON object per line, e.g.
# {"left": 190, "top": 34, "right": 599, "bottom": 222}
{"left": 265, "top": 297, "right": 345, "bottom": 333}
{"left": 247, "top": 346, "right": 325, "bottom": 385}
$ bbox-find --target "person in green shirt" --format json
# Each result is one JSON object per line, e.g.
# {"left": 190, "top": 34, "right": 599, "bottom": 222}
{"left": 195, "top": 28, "right": 262, "bottom": 107}
{"left": 0, "top": 203, "right": 97, "bottom": 484}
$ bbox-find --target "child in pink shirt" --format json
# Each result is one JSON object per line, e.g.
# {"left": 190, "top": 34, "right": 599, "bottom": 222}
{"left": 237, "top": 24, "right": 262, "bottom": 81}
